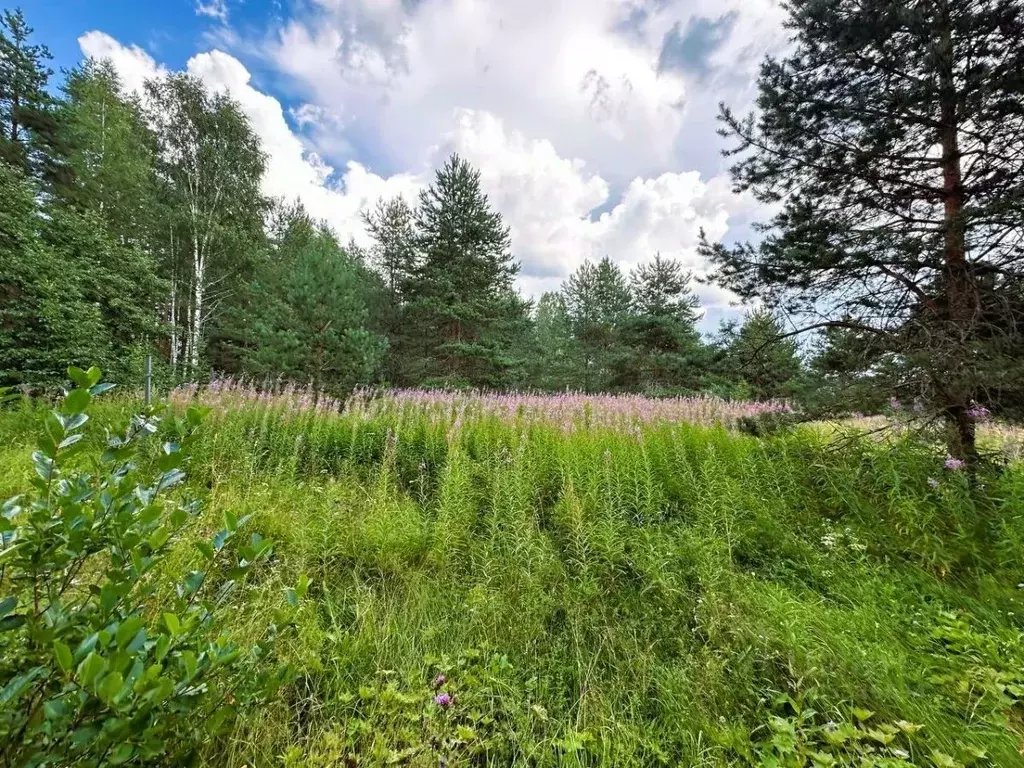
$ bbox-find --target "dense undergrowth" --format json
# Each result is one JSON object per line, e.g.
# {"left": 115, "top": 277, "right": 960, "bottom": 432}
{"left": 1, "top": 392, "right": 1023, "bottom": 767}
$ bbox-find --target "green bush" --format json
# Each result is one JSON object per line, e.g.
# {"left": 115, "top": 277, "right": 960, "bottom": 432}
{"left": 0, "top": 367, "right": 305, "bottom": 766}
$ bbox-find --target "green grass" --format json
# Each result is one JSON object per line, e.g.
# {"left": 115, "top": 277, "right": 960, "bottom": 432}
{"left": 2, "top": 395, "right": 1024, "bottom": 767}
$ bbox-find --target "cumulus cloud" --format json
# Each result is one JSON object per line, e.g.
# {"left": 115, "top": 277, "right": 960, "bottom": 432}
{"left": 269, "top": 0, "right": 788, "bottom": 181}
{"left": 79, "top": 32, "right": 422, "bottom": 250}
{"left": 79, "top": 0, "right": 777, "bottom": 325}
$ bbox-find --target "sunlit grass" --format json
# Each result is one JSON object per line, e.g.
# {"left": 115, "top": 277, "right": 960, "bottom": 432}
{"left": 2, "top": 388, "right": 1023, "bottom": 766}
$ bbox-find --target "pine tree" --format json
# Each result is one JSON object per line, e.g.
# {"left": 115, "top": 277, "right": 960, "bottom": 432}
{"left": 614, "top": 255, "right": 705, "bottom": 392}
{"left": 363, "top": 196, "right": 418, "bottom": 300}
{"left": 405, "top": 153, "right": 527, "bottom": 387}
{"left": 363, "top": 195, "right": 419, "bottom": 384}
{"left": 720, "top": 311, "right": 802, "bottom": 400}
{"left": 701, "top": 0, "right": 1024, "bottom": 460}
{"left": 232, "top": 208, "right": 387, "bottom": 394}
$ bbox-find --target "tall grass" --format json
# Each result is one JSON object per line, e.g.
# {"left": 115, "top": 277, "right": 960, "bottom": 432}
{"left": 2, "top": 387, "right": 1023, "bottom": 766}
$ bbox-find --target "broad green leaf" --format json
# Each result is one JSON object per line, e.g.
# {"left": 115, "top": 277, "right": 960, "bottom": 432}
{"left": 54, "top": 641, "right": 73, "bottom": 673}
{"left": 148, "top": 526, "right": 170, "bottom": 550}
{"left": 67, "top": 366, "right": 90, "bottom": 388}
{"left": 115, "top": 616, "right": 144, "bottom": 648}
{"left": 0, "top": 596, "right": 15, "bottom": 619}
{"left": 1, "top": 666, "right": 46, "bottom": 704}
{"left": 63, "top": 388, "right": 91, "bottom": 415}
{"left": 181, "top": 650, "right": 198, "bottom": 680}
{"left": 85, "top": 366, "right": 102, "bottom": 387}
{"left": 77, "top": 652, "right": 105, "bottom": 686}
{"left": 196, "top": 541, "right": 215, "bottom": 561}
{"left": 155, "top": 634, "right": 170, "bottom": 663}
{"left": 212, "top": 529, "right": 229, "bottom": 551}
{"left": 32, "top": 451, "right": 55, "bottom": 481}
{"left": 163, "top": 613, "right": 181, "bottom": 636}
{"left": 97, "top": 671, "right": 124, "bottom": 704}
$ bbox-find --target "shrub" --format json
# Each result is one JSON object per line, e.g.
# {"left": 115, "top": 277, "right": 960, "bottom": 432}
{"left": 737, "top": 410, "right": 806, "bottom": 437}
{"left": 0, "top": 367, "right": 305, "bottom": 766}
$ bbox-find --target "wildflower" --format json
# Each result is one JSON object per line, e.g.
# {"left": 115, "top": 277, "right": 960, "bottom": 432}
{"left": 944, "top": 456, "right": 966, "bottom": 471}
{"left": 927, "top": 477, "right": 940, "bottom": 489}
{"left": 432, "top": 674, "right": 446, "bottom": 689}
{"left": 967, "top": 403, "right": 991, "bottom": 421}
{"left": 888, "top": 397, "right": 901, "bottom": 410}
{"left": 434, "top": 692, "right": 452, "bottom": 707}
{"left": 821, "top": 532, "right": 838, "bottom": 549}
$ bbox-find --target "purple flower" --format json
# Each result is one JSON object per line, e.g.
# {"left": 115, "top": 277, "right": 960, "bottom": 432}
{"left": 434, "top": 692, "right": 452, "bottom": 708}
{"left": 888, "top": 397, "right": 901, "bottom": 411}
{"left": 927, "top": 477, "right": 940, "bottom": 489}
{"left": 944, "top": 456, "right": 966, "bottom": 471}
{"left": 967, "top": 404, "right": 991, "bottom": 422}
{"left": 432, "top": 674, "right": 446, "bottom": 689}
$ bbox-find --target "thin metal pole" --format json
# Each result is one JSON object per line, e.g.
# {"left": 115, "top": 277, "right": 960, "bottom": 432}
{"left": 144, "top": 355, "right": 152, "bottom": 407}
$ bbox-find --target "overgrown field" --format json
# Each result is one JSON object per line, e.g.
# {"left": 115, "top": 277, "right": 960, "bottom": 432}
{"left": 2, "top": 389, "right": 1024, "bottom": 767}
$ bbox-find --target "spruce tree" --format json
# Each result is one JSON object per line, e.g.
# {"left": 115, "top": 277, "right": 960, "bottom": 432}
{"left": 615, "top": 254, "right": 705, "bottom": 392}
{"left": 0, "top": 8, "right": 58, "bottom": 180}
{"left": 405, "top": 153, "right": 527, "bottom": 388}
{"left": 700, "top": 0, "right": 1024, "bottom": 460}
{"left": 0, "top": 162, "right": 107, "bottom": 388}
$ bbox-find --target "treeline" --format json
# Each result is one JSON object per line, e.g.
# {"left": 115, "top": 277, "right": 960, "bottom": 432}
{"left": 0, "top": 8, "right": 813, "bottom": 401}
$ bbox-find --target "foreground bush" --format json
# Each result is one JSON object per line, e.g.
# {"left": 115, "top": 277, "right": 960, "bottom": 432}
{"left": 0, "top": 368, "right": 304, "bottom": 767}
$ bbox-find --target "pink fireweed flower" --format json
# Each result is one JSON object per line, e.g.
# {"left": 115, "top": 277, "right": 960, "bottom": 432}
{"left": 434, "top": 692, "right": 452, "bottom": 707}
{"left": 944, "top": 456, "right": 966, "bottom": 471}
{"left": 433, "top": 674, "right": 446, "bottom": 688}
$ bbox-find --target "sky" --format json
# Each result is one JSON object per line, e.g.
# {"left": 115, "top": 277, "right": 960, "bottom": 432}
{"left": 26, "top": 0, "right": 790, "bottom": 329}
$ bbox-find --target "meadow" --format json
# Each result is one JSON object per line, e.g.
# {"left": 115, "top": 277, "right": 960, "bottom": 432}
{"left": 1, "top": 384, "right": 1023, "bottom": 767}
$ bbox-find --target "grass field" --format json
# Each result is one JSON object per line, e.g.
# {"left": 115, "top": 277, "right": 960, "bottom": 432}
{"left": 2, "top": 387, "right": 1024, "bottom": 767}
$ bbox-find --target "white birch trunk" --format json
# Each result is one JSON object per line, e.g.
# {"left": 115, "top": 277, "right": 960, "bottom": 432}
{"left": 189, "top": 231, "right": 205, "bottom": 371}
{"left": 169, "top": 277, "right": 178, "bottom": 373}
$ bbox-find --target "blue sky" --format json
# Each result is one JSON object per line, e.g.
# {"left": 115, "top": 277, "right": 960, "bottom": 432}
{"left": 24, "top": 0, "right": 789, "bottom": 327}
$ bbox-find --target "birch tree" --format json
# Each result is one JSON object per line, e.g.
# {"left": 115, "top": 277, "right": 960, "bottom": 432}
{"left": 145, "top": 73, "right": 266, "bottom": 374}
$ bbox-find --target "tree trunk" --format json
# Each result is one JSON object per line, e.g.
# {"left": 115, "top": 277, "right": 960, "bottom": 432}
{"left": 190, "top": 233, "right": 204, "bottom": 372}
{"left": 169, "top": 270, "right": 178, "bottom": 374}
{"left": 937, "top": 6, "right": 977, "bottom": 463}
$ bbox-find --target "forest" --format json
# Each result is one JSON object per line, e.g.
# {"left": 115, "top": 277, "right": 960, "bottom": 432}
{"left": 3, "top": 1, "right": 1024, "bottom": 766}
{"left": 2, "top": 8, "right": 827, "bottom": 410}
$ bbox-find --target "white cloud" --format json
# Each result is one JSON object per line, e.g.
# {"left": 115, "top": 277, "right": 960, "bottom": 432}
{"left": 269, "top": 0, "right": 788, "bottom": 182}
{"left": 79, "top": 2, "right": 774, "bottom": 325}
{"left": 79, "top": 31, "right": 165, "bottom": 94}
{"left": 195, "top": 0, "right": 229, "bottom": 24}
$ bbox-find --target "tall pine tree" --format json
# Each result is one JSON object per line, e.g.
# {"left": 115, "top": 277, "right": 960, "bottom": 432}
{"left": 701, "top": 0, "right": 1024, "bottom": 460}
